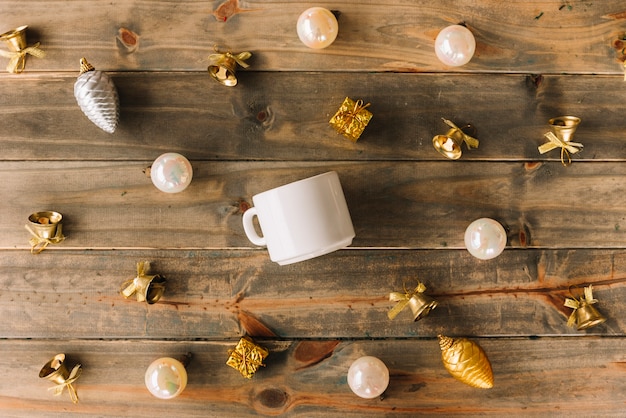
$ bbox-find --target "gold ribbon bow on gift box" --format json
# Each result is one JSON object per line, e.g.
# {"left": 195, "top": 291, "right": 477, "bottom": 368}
{"left": 538, "top": 131, "right": 583, "bottom": 166}
{"left": 226, "top": 336, "right": 269, "bottom": 379}
{"left": 564, "top": 284, "right": 606, "bottom": 330}
{"left": 388, "top": 281, "right": 438, "bottom": 322}
{"left": 120, "top": 261, "right": 166, "bottom": 304}
{"left": 329, "top": 97, "right": 373, "bottom": 142}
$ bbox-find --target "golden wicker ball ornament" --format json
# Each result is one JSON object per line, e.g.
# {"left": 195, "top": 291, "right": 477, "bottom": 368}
{"left": 438, "top": 334, "right": 494, "bottom": 389}
{"left": 74, "top": 58, "right": 119, "bottom": 133}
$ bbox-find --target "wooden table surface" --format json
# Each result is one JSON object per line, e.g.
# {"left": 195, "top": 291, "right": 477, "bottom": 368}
{"left": 1, "top": 1, "right": 625, "bottom": 416}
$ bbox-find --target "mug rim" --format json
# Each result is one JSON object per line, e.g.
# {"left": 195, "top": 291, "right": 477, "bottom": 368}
{"left": 252, "top": 171, "right": 337, "bottom": 200}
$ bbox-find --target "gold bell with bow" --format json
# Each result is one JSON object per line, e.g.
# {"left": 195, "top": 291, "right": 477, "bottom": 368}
{"left": 0, "top": 25, "right": 45, "bottom": 73}
{"left": 120, "top": 261, "right": 166, "bottom": 304}
{"left": 207, "top": 47, "right": 251, "bottom": 86}
{"left": 39, "top": 353, "right": 82, "bottom": 404}
{"left": 25, "top": 211, "right": 65, "bottom": 254}
{"left": 388, "top": 281, "right": 438, "bottom": 322}
{"left": 564, "top": 284, "right": 607, "bottom": 330}
{"left": 538, "top": 116, "right": 583, "bottom": 166}
{"left": 432, "top": 118, "right": 479, "bottom": 160}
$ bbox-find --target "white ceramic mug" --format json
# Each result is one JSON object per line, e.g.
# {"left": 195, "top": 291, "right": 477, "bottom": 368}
{"left": 242, "top": 171, "right": 355, "bottom": 265}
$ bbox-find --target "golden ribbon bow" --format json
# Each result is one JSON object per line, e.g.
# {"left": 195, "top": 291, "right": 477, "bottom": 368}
{"left": 226, "top": 337, "right": 269, "bottom": 379}
{"left": 388, "top": 281, "right": 428, "bottom": 320}
{"left": 0, "top": 42, "right": 45, "bottom": 73}
{"left": 442, "top": 118, "right": 479, "bottom": 149}
{"left": 47, "top": 363, "right": 82, "bottom": 404}
{"left": 24, "top": 223, "right": 65, "bottom": 254}
{"left": 538, "top": 131, "right": 583, "bottom": 166}
{"left": 120, "top": 261, "right": 165, "bottom": 303}
{"left": 564, "top": 285, "right": 598, "bottom": 327}
{"left": 208, "top": 50, "right": 251, "bottom": 69}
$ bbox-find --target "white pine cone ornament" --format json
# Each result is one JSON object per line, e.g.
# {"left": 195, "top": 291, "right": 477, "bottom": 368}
{"left": 74, "top": 58, "right": 119, "bottom": 133}
{"left": 438, "top": 334, "right": 494, "bottom": 389}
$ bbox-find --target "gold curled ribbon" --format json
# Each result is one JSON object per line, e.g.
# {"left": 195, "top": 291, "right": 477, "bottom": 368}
{"left": 0, "top": 42, "right": 45, "bottom": 73}
{"left": 24, "top": 223, "right": 65, "bottom": 254}
{"left": 564, "top": 285, "right": 598, "bottom": 327}
{"left": 538, "top": 131, "right": 583, "bottom": 166}
{"left": 226, "top": 337, "right": 269, "bottom": 379}
{"left": 442, "top": 118, "right": 479, "bottom": 149}
{"left": 120, "top": 261, "right": 165, "bottom": 303}
{"left": 388, "top": 281, "right": 427, "bottom": 320}
{"left": 208, "top": 49, "right": 251, "bottom": 69}
{"left": 47, "top": 364, "right": 82, "bottom": 404}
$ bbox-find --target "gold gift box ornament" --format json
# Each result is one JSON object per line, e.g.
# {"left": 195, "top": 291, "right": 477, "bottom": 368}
{"left": 120, "top": 261, "right": 167, "bottom": 304}
{"left": 432, "top": 118, "right": 479, "bottom": 160}
{"left": 0, "top": 25, "right": 45, "bottom": 73}
{"left": 564, "top": 284, "right": 607, "bottom": 330}
{"left": 329, "top": 97, "right": 372, "bottom": 142}
{"left": 25, "top": 211, "right": 65, "bottom": 254}
{"left": 388, "top": 280, "right": 438, "bottom": 322}
{"left": 39, "top": 353, "right": 82, "bottom": 404}
{"left": 226, "top": 336, "right": 269, "bottom": 379}
{"left": 538, "top": 116, "right": 582, "bottom": 166}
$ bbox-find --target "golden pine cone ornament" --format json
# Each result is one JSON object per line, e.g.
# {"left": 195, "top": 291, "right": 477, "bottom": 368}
{"left": 438, "top": 334, "right": 493, "bottom": 389}
{"left": 74, "top": 58, "right": 119, "bottom": 133}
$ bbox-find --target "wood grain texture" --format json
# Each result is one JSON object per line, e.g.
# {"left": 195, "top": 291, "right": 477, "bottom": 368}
{"left": 0, "top": 73, "right": 625, "bottom": 161}
{"left": 0, "top": 338, "right": 624, "bottom": 417}
{"left": 0, "top": 1, "right": 625, "bottom": 73}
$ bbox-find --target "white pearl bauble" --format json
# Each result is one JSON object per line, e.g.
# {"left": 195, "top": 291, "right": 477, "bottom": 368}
{"left": 296, "top": 7, "right": 338, "bottom": 49}
{"left": 434, "top": 24, "right": 476, "bottom": 66}
{"left": 150, "top": 153, "right": 193, "bottom": 193}
{"left": 347, "top": 356, "right": 389, "bottom": 399}
{"left": 464, "top": 218, "right": 507, "bottom": 260}
{"left": 144, "top": 357, "right": 188, "bottom": 399}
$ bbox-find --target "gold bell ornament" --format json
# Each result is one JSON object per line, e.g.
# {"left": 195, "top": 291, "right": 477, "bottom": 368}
{"left": 120, "top": 261, "right": 166, "bottom": 304}
{"left": 39, "top": 353, "right": 82, "bottom": 404}
{"left": 538, "top": 116, "right": 582, "bottom": 166}
{"left": 25, "top": 211, "right": 65, "bottom": 254}
{"left": 387, "top": 280, "right": 438, "bottom": 322}
{"left": 207, "top": 47, "right": 251, "bottom": 86}
{"left": 564, "top": 284, "right": 607, "bottom": 330}
{"left": 0, "top": 25, "right": 45, "bottom": 73}
{"left": 74, "top": 58, "right": 119, "bottom": 133}
{"left": 432, "top": 118, "right": 479, "bottom": 160}
{"left": 438, "top": 334, "right": 494, "bottom": 389}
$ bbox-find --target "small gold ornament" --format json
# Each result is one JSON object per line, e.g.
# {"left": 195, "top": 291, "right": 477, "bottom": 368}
{"left": 74, "top": 58, "right": 120, "bottom": 133}
{"left": 25, "top": 211, "right": 65, "bottom": 254}
{"left": 0, "top": 25, "right": 45, "bottom": 73}
{"left": 538, "top": 116, "right": 582, "bottom": 166}
{"left": 120, "top": 261, "right": 166, "bottom": 304}
{"left": 329, "top": 97, "right": 372, "bottom": 142}
{"left": 226, "top": 336, "right": 269, "bottom": 378}
{"left": 388, "top": 280, "right": 438, "bottom": 322}
{"left": 207, "top": 46, "right": 251, "bottom": 86}
{"left": 564, "top": 285, "right": 607, "bottom": 330}
{"left": 438, "top": 334, "right": 493, "bottom": 389}
{"left": 432, "top": 118, "right": 479, "bottom": 160}
{"left": 39, "top": 354, "right": 82, "bottom": 404}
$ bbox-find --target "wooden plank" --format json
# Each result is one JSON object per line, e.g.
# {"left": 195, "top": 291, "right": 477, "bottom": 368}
{"left": 2, "top": 161, "right": 625, "bottom": 249}
{"left": 0, "top": 73, "right": 625, "bottom": 161}
{"left": 0, "top": 249, "right": 623, "bottom": 339}
{"left": 0, "top": 1, "right": 625, "bottom": 74}
{"left": 0, "top": 338, "right": 624, "bottom": 417}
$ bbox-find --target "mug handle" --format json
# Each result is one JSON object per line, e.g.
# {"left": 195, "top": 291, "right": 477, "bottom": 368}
{"left": 242, "top": 207, "right": 267, "bottom": 247}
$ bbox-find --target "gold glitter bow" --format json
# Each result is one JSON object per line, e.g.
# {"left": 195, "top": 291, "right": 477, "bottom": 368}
{"left": 442, "top": 118, "right": 479, "bottom": 149}
{"left": 329, "top": 97, "right": 373, "bottom": 142}
{"left": 388, "top": 281, "right": 428, "bottom": 320}
{"left": 24, "top": 223, "right": 65, "bottom": 254}
{"left": 226, "top": 336, "right": 269, "bottom": 379}
{"left": 538, "top": 131, "right": 583, "bottom": 166}
{"left": 208, "top": 49, "right": 251, "bottom": 69}
{"left": 564, "top": 285, "right": 599, "bottom": 327}
{"left": 48, "top": 363, "right": 82, "bottom": 404}
{"left": 120, "top": 261, "right": 166, "bottom": 304}
{"left": 0, "top": 42, "right": 45, "bottom": 73}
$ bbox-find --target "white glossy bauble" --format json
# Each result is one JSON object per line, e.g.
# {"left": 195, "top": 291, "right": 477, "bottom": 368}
{"left": 464, "top": 218, "right": 507, "bottom": 260}
{"left": 434, "top": 24, "right": 476, "bottom": 67}
{"left": 145, "top": 357, "right": 188, "bottom": 399}
{"left": 150, "top": 153, "right": 193, "bottom": 193}
{"left": 296, "top": 7, "right": 338, "bottom": 49}
{"left": 347, "top": 356, "right": 389, "bottom": 399}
